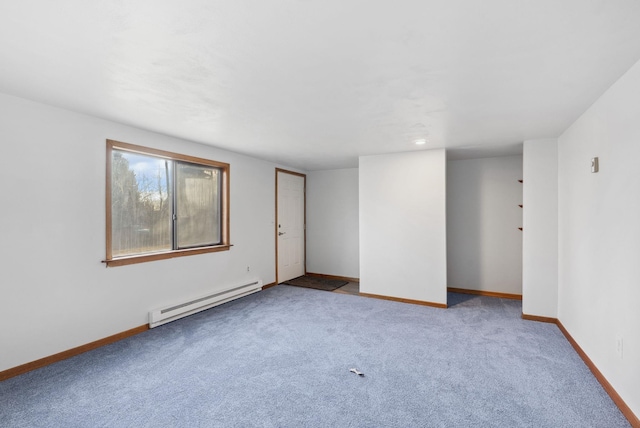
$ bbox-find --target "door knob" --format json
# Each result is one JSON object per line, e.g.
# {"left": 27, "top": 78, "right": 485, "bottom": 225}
{"left": 278, "top": 232, "right": 286, "bottom": 236}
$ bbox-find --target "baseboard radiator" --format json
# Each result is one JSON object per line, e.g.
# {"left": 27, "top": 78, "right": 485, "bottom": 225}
{"left": 149, "top": 279, "right": 263, "bottom": 328}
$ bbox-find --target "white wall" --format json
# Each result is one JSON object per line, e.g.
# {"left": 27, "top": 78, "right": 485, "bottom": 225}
{"left": 558, "top": 59, "right": 640, "bottom": 417}
{"left": 447, "top": 156, "right": 523, "bottom": 294}
{"left": 0, "top": 93, "right": 289, "bottom": 372}
{"left": 306, "top": 169, "right": 359, "bottom": 278}
{"left": 522, "top": 139, "right": 558, "bottom": 318}
{"left": 359, "top": 150, "right": 447, "bottom": 304}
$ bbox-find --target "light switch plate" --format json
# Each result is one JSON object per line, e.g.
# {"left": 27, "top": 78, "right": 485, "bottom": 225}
{"left": 591, "top": 157, "right": 599, "bottom": 173}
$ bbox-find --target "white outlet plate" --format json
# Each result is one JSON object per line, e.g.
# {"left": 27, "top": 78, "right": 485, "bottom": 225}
{"left": 616, "top": 336, "right": 623, "bottom": 359}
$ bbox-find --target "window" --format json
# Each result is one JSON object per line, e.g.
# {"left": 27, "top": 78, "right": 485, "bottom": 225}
{"left": 105, "top": 140, "right": 230, "bottom": 267}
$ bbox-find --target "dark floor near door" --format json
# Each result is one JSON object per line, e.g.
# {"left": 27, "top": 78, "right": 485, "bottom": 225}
{"left": 333, "top": 281, "right": 359, "bottom": 295}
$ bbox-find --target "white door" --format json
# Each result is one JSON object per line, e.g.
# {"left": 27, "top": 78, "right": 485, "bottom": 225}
{"left": 277, "top": 170, "right": 305, "bottom": 283}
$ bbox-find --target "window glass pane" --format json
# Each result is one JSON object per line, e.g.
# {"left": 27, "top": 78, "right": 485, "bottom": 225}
{"left": 176, "top": 162, "right": 221, "bottom": 248}
{"left": 111, "top": 150, "right": 172, "bottom": 257}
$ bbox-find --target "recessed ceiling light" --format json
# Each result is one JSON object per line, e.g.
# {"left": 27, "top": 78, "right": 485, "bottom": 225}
{"left": 414, "top": 139, "right": 427, "bottom": 145}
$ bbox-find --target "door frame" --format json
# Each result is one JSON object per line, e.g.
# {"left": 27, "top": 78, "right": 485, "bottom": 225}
{"left": 275, "top": 168, "right": 307, "bottom": 284}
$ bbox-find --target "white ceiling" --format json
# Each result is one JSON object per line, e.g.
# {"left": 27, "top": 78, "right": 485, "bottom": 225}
{"left": 1, "top": 1, "right": 640, "bottom": 170}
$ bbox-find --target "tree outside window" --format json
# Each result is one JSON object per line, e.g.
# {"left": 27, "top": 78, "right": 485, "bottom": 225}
{"left": 105, "top": 140, "right": 229, "bottom": 267}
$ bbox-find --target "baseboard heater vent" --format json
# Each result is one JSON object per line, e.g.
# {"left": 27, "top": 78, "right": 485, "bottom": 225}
{"left": 149, "top": 279, "right": 263, "bottom": 328}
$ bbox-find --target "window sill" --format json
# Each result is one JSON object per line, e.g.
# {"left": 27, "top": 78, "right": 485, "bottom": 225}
{"left": 103, "top": 244, "right": 232, "bottom": 267}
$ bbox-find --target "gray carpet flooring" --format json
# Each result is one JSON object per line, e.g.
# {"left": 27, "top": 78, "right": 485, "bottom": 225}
{"left": 0, "top": 285, "right": 629, "bottom": 427}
